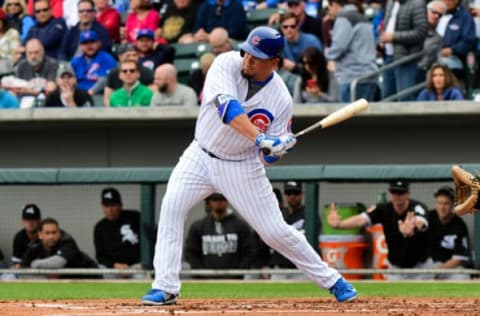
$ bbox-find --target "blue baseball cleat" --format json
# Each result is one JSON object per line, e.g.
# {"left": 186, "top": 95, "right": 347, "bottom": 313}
{"left": 329, "top": 277, "right": 358, "bottom": 302}
{"left": 142, "top": 289, "right": 178, "bottom": 305}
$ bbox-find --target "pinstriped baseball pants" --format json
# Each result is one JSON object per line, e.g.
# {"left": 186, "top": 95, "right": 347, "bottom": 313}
{"left": 152, "top": 141, "right": 340, "bottom": 294}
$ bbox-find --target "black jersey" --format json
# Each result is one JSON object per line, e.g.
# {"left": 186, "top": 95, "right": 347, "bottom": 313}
{"left": 12, "top": 229, "right": 33, "bottom": 264}
{"left": 427, "top": 210, "right": 471, "bottom": 265}
{"left": 366, "top": 199, "right": 429, "bottom": 267}
{"left": 184, "top": 212, "right": 256, "bottom": 271}
{"left": 22, "top": 231, "right": 97, "bottom": 270}
{"left": 93, "top": 210, "right": 141, "bottom": 268}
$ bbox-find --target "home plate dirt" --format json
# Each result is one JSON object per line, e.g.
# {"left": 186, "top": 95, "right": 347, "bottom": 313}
{"left": 1, "top": 298, "right": 479, "bottom": 315}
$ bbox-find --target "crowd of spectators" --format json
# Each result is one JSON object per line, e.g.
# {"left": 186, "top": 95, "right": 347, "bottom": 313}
{"left": 0, "top": 0, "right": 478, "bottom": 107}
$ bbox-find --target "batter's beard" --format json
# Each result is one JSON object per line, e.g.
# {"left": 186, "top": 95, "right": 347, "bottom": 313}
{"left": 241, "top": 69, "right": 253, "bottom": 80}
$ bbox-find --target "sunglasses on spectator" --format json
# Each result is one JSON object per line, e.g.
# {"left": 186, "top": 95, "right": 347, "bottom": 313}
{"left": 35, "top": 7, "right": 50, "bottom": 13}
{"left": 429, "top": 8, "right": 443, "bottom": 17}
{"left": 78, "top": 9, "right": 94, "bottom": 13}
{"left": 281, "top": 24, "right": 297, "bottom": 30}
{"left": 287, "top": 2, "right": 300, "bottom": 7}
{"left": 7, "top": 2, "right": 21, "bottom": 7}
{"left": 121, "top": 69, "right": 137, "bottom": 74}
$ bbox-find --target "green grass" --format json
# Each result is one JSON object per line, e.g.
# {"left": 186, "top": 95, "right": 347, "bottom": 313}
{"left": 0, "top": 282, "right": 479, "bottom": 300}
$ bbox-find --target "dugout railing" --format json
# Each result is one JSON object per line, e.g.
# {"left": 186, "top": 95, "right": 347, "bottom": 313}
{"left": 0, "top": 165, "right": 478, "bottom": 276}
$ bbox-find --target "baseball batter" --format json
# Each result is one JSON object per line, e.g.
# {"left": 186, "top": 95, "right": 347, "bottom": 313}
{"left": 142, "top": 26, "right": 357, "bottom": 305}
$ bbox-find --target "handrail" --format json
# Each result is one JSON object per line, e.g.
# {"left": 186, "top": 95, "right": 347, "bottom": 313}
{"left": 1, "top": 268, "right": 479, "bottom": 277}
{"left": 350, "top": 51, "right": 424, "bottom": 101}
{"left": 382, "top": 82, "right": 426, "bottom": 102}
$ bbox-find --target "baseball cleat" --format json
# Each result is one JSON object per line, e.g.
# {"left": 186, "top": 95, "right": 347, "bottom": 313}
{"left": 329, "top": 277, "right": 358, "bottom": 302}
{"left": 142, "top": 289, "right": 178, "bottom": 305}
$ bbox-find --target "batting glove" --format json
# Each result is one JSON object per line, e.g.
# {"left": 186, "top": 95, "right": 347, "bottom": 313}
{"left": 255, "top": 133, "right": 297, "bottom": 156}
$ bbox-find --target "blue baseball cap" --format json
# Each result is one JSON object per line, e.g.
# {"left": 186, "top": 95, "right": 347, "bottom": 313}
{"left": 136, "top": 29, "right": 154, "bottom": 40}
{"left": 79, "top": 30, "right": 99, "bottom": 44}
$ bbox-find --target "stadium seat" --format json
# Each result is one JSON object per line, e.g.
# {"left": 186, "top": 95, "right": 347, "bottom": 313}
{"left": 174, "top": 58, "right": 200, "bottom": 84}
{"left": 171, "top": 42, "right": 211, "bottom": 59}
{"left": 246, "top": 8, "right": 278, "bottom": 31}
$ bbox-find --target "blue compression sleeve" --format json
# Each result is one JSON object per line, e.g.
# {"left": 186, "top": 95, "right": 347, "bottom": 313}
{"left": 216, "top": 94, "right": 245, "bottom": 124}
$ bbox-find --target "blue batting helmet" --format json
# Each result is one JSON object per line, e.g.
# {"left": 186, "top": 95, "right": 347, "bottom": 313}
{"left": 239, "top": 26, "right": 284, "bottom": 60}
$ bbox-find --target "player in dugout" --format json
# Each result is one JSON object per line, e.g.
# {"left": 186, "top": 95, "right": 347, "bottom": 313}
{"left": 328, "top": 179, "right": 432, "bottom": 280}
{"left": 141, "top": 26, "right": 357, "bottom": 305}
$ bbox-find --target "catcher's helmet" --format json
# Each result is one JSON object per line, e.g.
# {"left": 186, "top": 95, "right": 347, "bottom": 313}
{"left": 239, "top": 26, "right": 284, "bottom": 60}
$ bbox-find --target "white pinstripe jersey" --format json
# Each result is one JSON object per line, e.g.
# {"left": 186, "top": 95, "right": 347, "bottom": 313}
{"left": 194, "top": 51, "right": 294, "bottom": 161}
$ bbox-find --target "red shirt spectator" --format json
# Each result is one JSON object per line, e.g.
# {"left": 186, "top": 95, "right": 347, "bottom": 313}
{"left": 125, "top": 0, "right": 166, "bottom": 44}
{"left": 95, "top": 0, "right": 121, "bottom": 43}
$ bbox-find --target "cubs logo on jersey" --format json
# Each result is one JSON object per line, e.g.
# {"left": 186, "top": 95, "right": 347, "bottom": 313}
{"left": 248, "top": 109, "right": 274, "bottom": 133}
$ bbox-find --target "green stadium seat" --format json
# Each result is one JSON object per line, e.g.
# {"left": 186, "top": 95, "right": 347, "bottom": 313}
{"left": 174, "top": 58, "right": 200, "bottom": 84}
{"left": 246, "top": 8, "right": 278, "bottom": 30}
{"left": 171, "top": 42, "right": 211, "bottom": 59}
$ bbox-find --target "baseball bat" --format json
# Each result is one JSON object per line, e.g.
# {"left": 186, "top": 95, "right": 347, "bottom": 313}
{"left": 262, "top": 99, "right": 369, "bottom": 155}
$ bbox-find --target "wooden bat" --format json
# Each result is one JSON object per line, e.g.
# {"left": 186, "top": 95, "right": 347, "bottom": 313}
{"left": 294, "top": 98, "right": 369, "bottom": 137}
{"left": 262, "top": 99, "right": 369, "bottom": 155}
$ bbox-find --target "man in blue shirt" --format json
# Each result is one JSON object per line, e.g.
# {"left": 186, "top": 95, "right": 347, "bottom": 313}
{"left": 25, "top": 0, "right": 67, "bottom": 58}
{"left": 280, "top": 12, "right": 323, "bottom": 74}
{"left": 71, "top": 30, "right": 117, "bottom": 95}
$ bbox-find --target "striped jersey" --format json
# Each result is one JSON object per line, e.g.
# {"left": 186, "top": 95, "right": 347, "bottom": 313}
{"left": 194, "top": 51, "right": 293, "bottom": 161}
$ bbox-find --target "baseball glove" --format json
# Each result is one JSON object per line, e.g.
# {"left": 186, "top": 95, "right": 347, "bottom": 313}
{"left": 451, "top": 165, "right": 480, "bottom": 215}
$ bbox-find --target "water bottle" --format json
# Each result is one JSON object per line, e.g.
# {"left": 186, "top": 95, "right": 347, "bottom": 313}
{"left": 35, "top": 92, "right": 46, "bottom": 107}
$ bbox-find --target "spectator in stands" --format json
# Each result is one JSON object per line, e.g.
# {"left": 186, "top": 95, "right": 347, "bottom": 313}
{"left": 22, "top": 217, "right": 98, "bottom": 277}
{"left": 15, "top": 39, "right": 58, "bottom": 97}
{"left": 269, "top": 181, "right": 320, "bottom": 280}
{"left": 0, "top": 8, "right": 21, "bottom": 64}
{"left": 280, "top": 12, "right": 323, "bottom": 74}
{"left": 268, "top": 0, "right": 323, "bottom": 41}
{"left": 94, "top": 0, "right": 121, "bottom": 43}
{"left": 184, "top": 193, "right": 256, "bottom": 277}
{"left": 11, "top": 204, "right": 41, "bottom": 267}
{"left": 328, "top": 179, "right": 431, "bottom": 280}
{"left": 379, "top": 0, "right": 428, "bottom": 101}
{"left": 209, "top": 27, "right": 234, "bottom": 55}
{"left": 124, "top": 0, "right": 162, "bottom": 44}
{"left": 193, "top": 0, "right": 247, "bottom": 42}
{"left": 104, "top": 43, "right": 154, "bottom": 106}
{"left": 276, "top": 57, "right": 301, "bottom": 97}
{"left": 417, "top": 63, "right": 463, "bottom": 101}
{"left": 188, "top": 52, "right": 215, "bottom": 104}
{"left": 25, "top": 0, "right": 62, "bottom": 18}
{"left": 135, "top": 29, "right": 175, "bottom": 72}
{"left": 0, "top": 77, "right": 20, "bottom": 107}
{"left": 71, "top": 30, "right": 117, "bottom": 95}
{"left": 427, "top": 186, "right": 471, "bottom": 280}
{"left": 110, "top": 59, "right": 153, "bottom": 106}
{"left": 45, "top": 62, "right": 94, "bottom": 107}
{"left": 4, "top": 0, "right": 35, "bottom": 44}
{"left": 58, "top": 0, "right": 112, "bottom": 61}
{"left": 24, "top": 0, "right": 67, "bottom": 59}
{"left": 94, "top": 187, "right": 142, "bottom": 278}
{"left": 436, "top": 0, "right": 476, "bottom": 85}
{"left": 325, "top": 0, "right": 378, "bottom": 103}
{"left": 150, "top": 63, "right": 197, "bottom": 106}
{"left": 158, "top": 0, "right": 199, "bottom": 43}
{"left": 294, "top": 46, "right": 339, "bottom": 103}
{"left": 417, "top": 0, "right": 446, "bottom": 82}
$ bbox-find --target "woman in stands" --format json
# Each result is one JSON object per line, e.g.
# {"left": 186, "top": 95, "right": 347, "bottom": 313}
{"left": 3, "top": 0, "right": 34, "bottom": 44}
{"left": 293, "top": 46, "right": 339, "bottom": 103}
{"left": 417, "top": 63, "right": 464, "bottom": 101}
{"left": 0, "top": 8, "right": 21, "bottom": 68}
